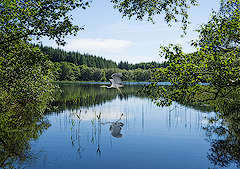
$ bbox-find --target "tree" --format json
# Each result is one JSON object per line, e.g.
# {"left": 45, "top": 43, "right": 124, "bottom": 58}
{"left": 118, "top": 61, "right": 124, "bottom": 69}
{"left": 80, "top": 66, "right": 93, "bottom": 81}
{"left": 141, "top": 0, "right": 240, "bottom": 107}
{"left": 92, "top": 69, "right": 102, "bottom": 81}
{"left": 111, "top": 0, "right": 199, "bottom": 34}
{"left": 0, "top": 0, "right": 91, "bottom": 104}
{"left": 59, "top": 62, "right": 73, "bottom": 81}
{"left": 0, "top": 0, "right": 92, "bottom": 166}
{"left": 0, "top": 0, "right": 90, "bottom": 46}
{"left": 100, "top": 70, "right": 107, "bottom": 82}
{"left": 0, "top": 40, "right": 55, "bottom": 107}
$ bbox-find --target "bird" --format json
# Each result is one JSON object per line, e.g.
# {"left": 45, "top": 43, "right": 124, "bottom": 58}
{"left": 100, "top": 73, "right": 124, "bottom": 96}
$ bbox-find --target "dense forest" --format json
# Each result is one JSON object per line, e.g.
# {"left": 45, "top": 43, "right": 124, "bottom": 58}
{"left": 36, "top": 44, "right": 168, "bottom": 82}
{"left": 38, "top": 44, "right": 118, "bottom": 69}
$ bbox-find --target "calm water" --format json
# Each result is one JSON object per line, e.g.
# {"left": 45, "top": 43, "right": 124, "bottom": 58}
{"left": 18, "top": 83, "right": 237, "bottom": 168}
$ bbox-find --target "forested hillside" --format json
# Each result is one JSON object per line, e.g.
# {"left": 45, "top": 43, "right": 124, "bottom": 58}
{"left": 37, "top": 45, "right": 167, "bottom": 70}
{"left": 38, "top": 44, "right": 118, "bottom": 69}
{"left": 36, "top": 45, "right": 167, "bottom": 82}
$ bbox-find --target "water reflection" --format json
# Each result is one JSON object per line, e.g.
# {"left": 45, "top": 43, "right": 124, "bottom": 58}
{"left": 50, "top": 82, "right": 145, "bottom": 112}
{"left": 102, "top": 114, "right": 124, "bottom": 138}
{"left": 70, "top": 111, "right": 125, "bottom": 158}
{"left": 9, "top": 83, "right": 240, "bottom": 168}
{"left": 0, "top": 112, "right": 50, "bottom": 168}
{"left": 202, "top": 103, "right": 240, "bottom": 168}
{"left": 165, "top": 104, "right": 208, "bottom": 132}
{"left": 48, "top": 97, "right": 214, "bottom": 168}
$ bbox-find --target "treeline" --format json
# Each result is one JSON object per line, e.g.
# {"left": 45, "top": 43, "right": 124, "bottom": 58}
{"left": 34, "top": 45, "right": 168, "bottom": 82}
{"left": 118, "top": 61, "right": 168, "bottom": 70}
{"left": 37, "top": 44, "right": 118, "bottom": 69}
{"left": 36, "top": 45, "right": 167, "bottom": 70}
{"left": 35, "top": 45, "right": 169, "bottom": 82}
{"left": 52, "top": 62, "right": 154, "bottom": 81}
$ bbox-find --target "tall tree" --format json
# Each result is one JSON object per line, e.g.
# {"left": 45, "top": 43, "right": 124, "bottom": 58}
{"left": 141, "top": 0, "right": 240, "bottom": 107}
{"left": 0, "top": 0, "right": 90, "bottom": 111}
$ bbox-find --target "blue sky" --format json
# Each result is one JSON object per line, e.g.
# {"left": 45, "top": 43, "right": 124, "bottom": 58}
{"left": 41, "top": 0, "right": 221, "bottom": 64}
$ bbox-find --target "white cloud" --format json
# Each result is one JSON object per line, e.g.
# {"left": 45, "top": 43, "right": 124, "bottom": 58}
{"left": 70, "top": 109, "right": 128, "bottom": 121}
{"left": 64, "top": 38, "right": 133, "bottom": 54}
{"left": 174, "top": 39, "right": 183, "bottom": 44}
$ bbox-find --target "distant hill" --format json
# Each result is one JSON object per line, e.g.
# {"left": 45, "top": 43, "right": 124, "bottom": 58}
{"left": 36, "top": 44, "right": 168, "bottom": 69}
{"left": 36, "top": 44, "right": 118, "bottom": 69}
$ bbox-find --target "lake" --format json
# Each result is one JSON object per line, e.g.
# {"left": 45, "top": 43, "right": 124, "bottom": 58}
{"left": 16, "top": 83, "right": 238, "bottom": 168}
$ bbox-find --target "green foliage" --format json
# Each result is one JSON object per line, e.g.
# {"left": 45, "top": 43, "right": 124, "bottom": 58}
{"left": 0, "top": 1, "right": 91, "bottom": 166}
{"left": 111, "top": 0, "right": 199, "bottom": 34}
{"left": 0, "top": 0, "right": 93, "bottom": 109}
{"left": 0, "top": 0, "right": 90, "bottom": 46}
{"left": 0, "top": 40, "right": 55, "bottom": 110}
{"left": 37, "top": 45, "right": 167, "bottom": 82}
{"left": 38, "top": 45, "right": 118, "bottom": 68}
{"left": 118, "top": 60, "right": 168, "bottom": 70}
{"left": 0, "top": 41, "right": 54, "bottom": 168}
{"left": 52, "top": 61, "right": 154, "bottom": 82}
{"left": 100, "top": 71, "right": 107, "bottom": 82}
{"left": 38, "top": 45, "right": 168, "bottom": 70}
{"left": 141, "top": 0, "right": 240, "bottom": 107}
{"left": 0, "top": 41, "right": 53, "bottom": 167}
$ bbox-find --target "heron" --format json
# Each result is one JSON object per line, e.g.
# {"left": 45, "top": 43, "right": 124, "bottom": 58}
{"left": 100, "top": 73, "right": 124, "bottom": 96}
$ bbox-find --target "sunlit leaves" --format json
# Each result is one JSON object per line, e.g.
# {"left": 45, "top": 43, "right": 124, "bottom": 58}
{"left": 111, "top": 0, "right": 199, "bottom": 34}
{"left": 0, "top": 0, "right": 91, "bottom": 45}
{"left": 140, "top": 0, "right": 240, "bottom": 107}
{"left": 0, "top": 40, "right": 55, "bottom": 108}
{"left": 0, "top": 40, "right": 55, "bottom": 168}
{"left": 0, "top": 1, "right": 92, "bottom": 166}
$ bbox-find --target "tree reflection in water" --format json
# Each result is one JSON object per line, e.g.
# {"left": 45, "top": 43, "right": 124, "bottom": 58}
{"left": 202, "top": 101, "right": 240, "bottom": 168}
{"left": 163, "top": 97, "right": 240, "bottom": 168}
{"left": 59, "top": 83, "right": 240, "bottom": 168}
{"left": 4, "top": 83, "right": 240, "bottom": 168}
{"left": 0, "top": 111, "right": 50, "bottom": 168}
